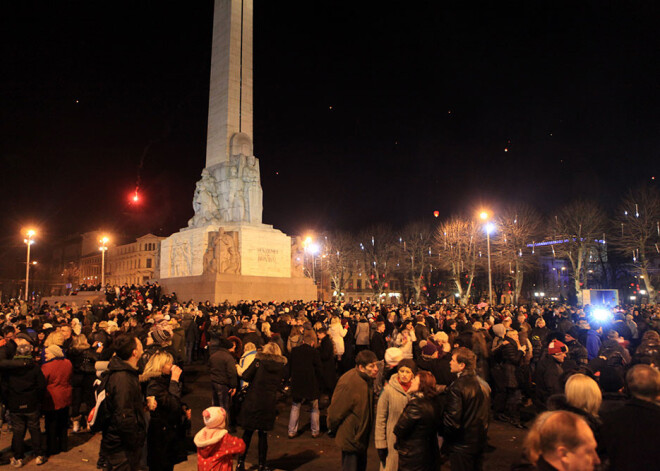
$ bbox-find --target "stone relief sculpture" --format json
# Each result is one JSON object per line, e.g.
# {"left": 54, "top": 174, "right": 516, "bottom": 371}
{"left": 291, "top": 237, "right": 305, "bottom": 277}
{"left": 188, "top": 169, "right": 220, "bottom": 227}
{"left": 219, "top": 231, "right": 240, "bottom": 274}
{"left": 203, "top": 230, "right": 240, "bottom": 275}
{"left": 187, "top": 133, "right": 263, "bottom": 228}
{"left": 171, "top": 240, "right": 192, "bottom": 277}
{"left": 241, "top": 154, "right": 263, "bottom": 224}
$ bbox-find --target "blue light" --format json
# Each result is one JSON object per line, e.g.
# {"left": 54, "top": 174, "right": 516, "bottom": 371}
{"left": 526, "top": 238, "right": 606, "bottom": 248}
{"left": 592, "top": 308, "right": 612, "bottom": 323}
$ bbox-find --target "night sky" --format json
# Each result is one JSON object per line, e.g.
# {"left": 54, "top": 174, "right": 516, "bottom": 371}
{"left": 2, "top": 0, "right": 659, "bottom": 247}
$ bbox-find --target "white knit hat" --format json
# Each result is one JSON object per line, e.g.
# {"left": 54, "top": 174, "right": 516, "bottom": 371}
{"left": 202, "top": 407, "right": 226, "bottom": 430}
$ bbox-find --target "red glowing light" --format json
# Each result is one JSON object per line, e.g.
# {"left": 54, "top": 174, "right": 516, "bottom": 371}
{"left": 433, "top": 210, "right": 439, "bottom": 218}
{"left": 130, "top": 189, "right": 141, "bottom": 204}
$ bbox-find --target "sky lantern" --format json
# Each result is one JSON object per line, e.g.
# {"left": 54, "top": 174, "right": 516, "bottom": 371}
{"left": 433, "top": 210, "right": 439, "bottom": 218}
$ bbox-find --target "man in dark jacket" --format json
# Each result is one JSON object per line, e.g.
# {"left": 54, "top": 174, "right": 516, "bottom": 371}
{"left": 287, "top": 332, "right": 323, "bottom": 438}
{"left": 443, "top": 347, "right": 490, "bottom": 471}
{"left": 101, "top": 334, "right": 150, "bottom": 471}
{"left": 328, "top": 350, "right": 379, "bottom": 471}
{"left": 534, "top": 340, "right": 568, "bottom": 409}
{"left": 600, "top": 364, "right": 660, "bottom": 471}
{"left": 208, "top": 337, "right": 238, "bottom": 427}
{"left": 1, "top": 335, "right": 47, "bottom": 466}
{"left": 369, "top": 321, "right": 388, "bottom": 361}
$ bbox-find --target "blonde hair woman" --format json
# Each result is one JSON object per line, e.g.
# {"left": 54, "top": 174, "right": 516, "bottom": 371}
{"left": 142, "top": 351, "right": 186, "bottom": 471}
{"left": 547, "top": 373, "right": 602, "bottom": 442}
{"left": 565, "top": 374, "right": 602, "bottom": 418}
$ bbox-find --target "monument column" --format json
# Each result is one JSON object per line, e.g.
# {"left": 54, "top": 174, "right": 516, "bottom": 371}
{"left": 206, "top": 0, "right": 254, "bottom": 168}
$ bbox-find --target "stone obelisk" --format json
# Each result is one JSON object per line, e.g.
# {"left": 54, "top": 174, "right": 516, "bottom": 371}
{"left": 206, "top": 0, "right": 253, "bottom": 168}
{"left": 158, "top": 0, "right": 316, "bottom": 302}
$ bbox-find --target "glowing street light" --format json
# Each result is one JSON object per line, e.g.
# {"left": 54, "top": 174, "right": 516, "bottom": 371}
{"left": 478, "top": 211, "right": 495, "bottom": 305}
{"left": 99, "top": 236, "right": 110, "bottom": 288}
{"left": 23, "top": 229, "right": 36, "bottom": 301}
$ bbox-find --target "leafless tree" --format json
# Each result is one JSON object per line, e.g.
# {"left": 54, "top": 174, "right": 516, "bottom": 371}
{"left": 612, "top": 186, "right": 660, "bottom": 304}
{"left": 493, "top": 204, "right": 542, "bottom": 303}
{"left": 320, "top": 231, "right": 359, "bottom": 301}
{"left": 396, "top": 221, "right": 435, "bottom": 303}
{"left": 550, "top": 200, "right": 607, "bottom": 296}
{"left": 435, "top": 216, "right": 481, "bottom": 305}
{"left": 357, "top": 225, "right": 397, "bottom": 303}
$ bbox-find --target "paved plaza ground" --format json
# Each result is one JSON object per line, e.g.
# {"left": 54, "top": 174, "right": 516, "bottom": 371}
{"left": 0, "top": 365, "right": 525, "bottom": 470}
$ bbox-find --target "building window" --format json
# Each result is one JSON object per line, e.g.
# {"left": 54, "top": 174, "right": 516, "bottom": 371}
{"left": 357, "top": 279, "right": 362, "bottom": 289}
{"left": 146, "top": 258, "right": 152, "bottom": 268}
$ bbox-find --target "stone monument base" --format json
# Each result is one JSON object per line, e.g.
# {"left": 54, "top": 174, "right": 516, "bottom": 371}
{"left": 159, "top": 271, "right": 317, "bottom": 304}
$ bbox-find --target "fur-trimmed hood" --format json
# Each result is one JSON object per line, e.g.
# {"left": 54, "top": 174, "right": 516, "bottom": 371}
{"left": 255, "top": 352, "right": 287, "bottom": 365}
{"left": 194, "top": 427, "right": 227, "bottom": 448}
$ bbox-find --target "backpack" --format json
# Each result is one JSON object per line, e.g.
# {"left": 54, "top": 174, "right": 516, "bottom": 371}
{"left": 87, "top": 371, "right": 111, "bottom": 433}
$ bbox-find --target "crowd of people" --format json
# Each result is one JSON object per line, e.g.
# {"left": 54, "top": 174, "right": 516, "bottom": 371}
{"left": 0, "top": 282, "right": 659, "bottom": 471}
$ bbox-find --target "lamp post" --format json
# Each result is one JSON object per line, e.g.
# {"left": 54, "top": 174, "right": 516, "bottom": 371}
{"left": 23, "top": 229, "right": 36, "bottom": 301}
{"left": 99, "top": 236, "right": 109, "bottom": 288}
{"left": 480, "top": 212, "right": 495, "bottom": 306}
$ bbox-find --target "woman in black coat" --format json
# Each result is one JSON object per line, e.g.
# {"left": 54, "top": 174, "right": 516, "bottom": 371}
{"left": 68, "top": 334, "right": 98, "bottom": 431}
{"left": 142, "top": 351, "right": 188, "bottom": 471}
{"left": 394, "top": 370, "right": 443, "bottom": 471}
{"left": 316, "top": 327, "right": 337, "bottom": 395}
{"left": 237, "top": 342, "right": 287, "bottom": 471}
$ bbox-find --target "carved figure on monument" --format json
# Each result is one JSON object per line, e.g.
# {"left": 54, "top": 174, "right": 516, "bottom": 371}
{"left": 188, "top": 169, "right": 221, "bottom": 227}
{"left": 202, "top": 230, "right": 241, "bottom": 274}
{"left": 241, "top": 155, "right": 263, "bottom": 223}
{"left": 203, "top": 232, "right": 220, "bottom": 273}
{"left": 171, "top": 241, "right": 192, "bottom": 277}
{"left": 219, "top": 231, "right": 240, "bottom": 274}
{"left": 227, "top": 165, "right": 246, "bottom": 222}
{"left": 291, "top": 237, "right": 305, "bottom": 277}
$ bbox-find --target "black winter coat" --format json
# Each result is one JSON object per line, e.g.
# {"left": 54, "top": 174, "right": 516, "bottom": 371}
{"left": 0, "top": 357, "right": 46, "bottom": 413}
{"left": 600, "top": 398, "right": 660, "bottom": 471}
{"left": 238, "top": 353, "right": 286, "bottom": 431}
{"left": 208, "top": 348, "right": 238, "bottom": 388}
{"left": 442, "top": 372, "right": 490, "bottom": 455}
{"left": 416, "top": 355, "right": 454, "bottom": 387}
{"left": 534, "top": 355, "right": 564, "bottom": 408}
{"left": 317, "top": 335, "right": 337, "bottom": 393}
{"left": 145, "top": 374, "right": 187, "bottom": 468}
{"left": 496, "top": 337, "right": 523, "bottom": 389}
{"left": 394, "top": 393, "right": 443, "bottom": 471}
{"left": 288, "top": 344, "right": 322, "bottom": 400}
{"left": 101, "top": 356, "right": 147, "bottom": 455}
{"left": 370, "top": 331, "right": 387, "bottom": 360}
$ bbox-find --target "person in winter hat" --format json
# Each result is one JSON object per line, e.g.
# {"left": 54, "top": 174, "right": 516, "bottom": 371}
{"left": 194, "top": 407, "right": 245, "bottom": 471}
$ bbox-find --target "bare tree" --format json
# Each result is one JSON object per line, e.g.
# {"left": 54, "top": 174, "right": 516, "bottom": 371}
{"left": 357, "top": 225, "right": 397, "bottom": 303}
{"left": 493, "top": 204, "right": 542, "bottom": 304}
{"left": 612, "top": 186, "right": 660, "bottom": 304}
{"left": 321, "top": 231, "right": 359, "bottom": 301}
{"left": 550, "top": 200, "right": 607, "bottom": 297}
{"left": 396, "top": 221, "right": 435, "bottom": 303}
{"left": 435, "top": 216, "right": 481, "bottom": 305}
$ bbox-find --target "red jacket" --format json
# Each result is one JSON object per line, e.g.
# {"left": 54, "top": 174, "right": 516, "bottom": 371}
{"left": 41, "top": 358, "right": 73, "bottom": 410}
{"left": 195, "top": 429, "right": 245, "bottom": 471}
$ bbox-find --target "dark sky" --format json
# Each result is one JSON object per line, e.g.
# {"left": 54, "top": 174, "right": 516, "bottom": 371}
{"left": 1, "top": 0, "right": 659, "bottom": 247}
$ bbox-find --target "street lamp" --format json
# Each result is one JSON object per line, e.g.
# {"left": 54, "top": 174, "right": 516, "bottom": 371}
{"left": 99, "top": 236, "right": 109, "bottom": 288}
{"left": 23, "top": 229, "right": 36, "bottom": 301}
{"left": 308, "top": 242, "right": 320, "bottom": 282}
{"left": 479, "top": 211, "right": 495, "bottom": 306}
